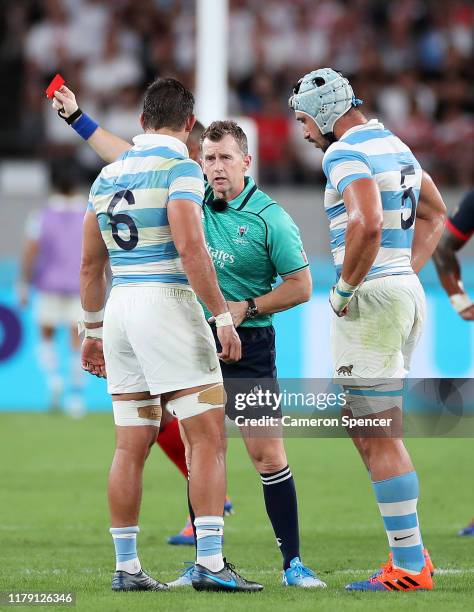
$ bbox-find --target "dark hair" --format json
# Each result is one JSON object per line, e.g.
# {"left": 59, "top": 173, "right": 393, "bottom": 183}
{"left": 142, "top": 78, "right": 194, "bottom": 131}
{"left": 189, "top": 120, "right": 205, "bottom": 144}
{"left": 200, "top": 120, "right": 248, "bottom": 155}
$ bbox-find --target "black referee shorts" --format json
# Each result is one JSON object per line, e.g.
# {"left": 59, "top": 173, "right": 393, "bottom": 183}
{"left": 212, "top": 325, "right": 281, "bottom": 421}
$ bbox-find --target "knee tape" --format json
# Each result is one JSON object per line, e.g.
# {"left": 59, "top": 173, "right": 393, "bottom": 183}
{"left": 113, "top": 398, "right": 162, "bottom": 426}
{"left": 166, "top": 384, "right": 226, "bottom": 421}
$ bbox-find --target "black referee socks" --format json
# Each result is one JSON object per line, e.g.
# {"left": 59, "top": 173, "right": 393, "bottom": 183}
{"left": 260, "top": 465, "right": 300, "bottom": 570}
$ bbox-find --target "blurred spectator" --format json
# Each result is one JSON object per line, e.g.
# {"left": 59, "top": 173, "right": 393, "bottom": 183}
{"left": 24, "top": 0, "right": 86, "bottom": 74}
{"left": 101, "top": 85, "right": 142, "bottom": 142}
{"left": 18, "top": 163, "right": 87, "bottom": 417}
{"left": 82, "top": 19, "right": 142, "bottom": 102}
{"left": 1, "top": 0, "right": 472, "bottom": 186}
{"left": 250, "top": 74, "right": 291, "bottom": 182}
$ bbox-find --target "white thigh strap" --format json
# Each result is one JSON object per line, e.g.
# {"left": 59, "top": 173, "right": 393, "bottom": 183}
{"left": 166, "top": 384, "right": 225, "bottom": 421}
{"left": 113, "top": 398, "right": 161, "bottom": 427}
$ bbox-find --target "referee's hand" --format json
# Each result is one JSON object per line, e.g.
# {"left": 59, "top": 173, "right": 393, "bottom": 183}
{"left": 216, "top": 325, "right": 242, "bottom": 363}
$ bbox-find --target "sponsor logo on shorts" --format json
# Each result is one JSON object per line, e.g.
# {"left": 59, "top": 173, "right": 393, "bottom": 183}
{"left": 337, "top": 365, "right": 353, "bottom": 376}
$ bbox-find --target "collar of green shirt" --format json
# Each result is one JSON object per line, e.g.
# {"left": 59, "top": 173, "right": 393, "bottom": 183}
{"left": 205, "top": 175, "right": 256, "bottom": 210}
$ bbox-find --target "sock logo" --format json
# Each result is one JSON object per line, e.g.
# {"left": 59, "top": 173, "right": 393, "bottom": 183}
{"left": 394, "top": 534, "right": 414, "bottom": 541}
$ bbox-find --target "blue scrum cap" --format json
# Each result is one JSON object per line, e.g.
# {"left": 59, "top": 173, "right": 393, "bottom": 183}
{"left": 289, "top": 68, "right": 363, "bottom": 134}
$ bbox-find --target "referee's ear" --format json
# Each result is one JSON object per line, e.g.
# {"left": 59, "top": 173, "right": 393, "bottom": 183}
{"left": 243, "top": 153, "right": 252, "bottom": 173}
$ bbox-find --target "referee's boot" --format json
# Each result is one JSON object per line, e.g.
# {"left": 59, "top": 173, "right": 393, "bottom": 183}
{"left": 112, "top": 569, "right": 169, "bottom": 591}
{"left": 192, "top": 558, "right": 263, "bottom": 592}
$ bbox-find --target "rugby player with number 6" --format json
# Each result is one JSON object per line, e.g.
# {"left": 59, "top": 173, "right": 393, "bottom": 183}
{"left": 74, "top": 77, "right": 262, "bottom": 593}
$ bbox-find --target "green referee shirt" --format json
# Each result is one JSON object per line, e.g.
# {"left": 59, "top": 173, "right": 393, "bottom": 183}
{"left": 202, "top": 176, "right": 309, "bottom": 328}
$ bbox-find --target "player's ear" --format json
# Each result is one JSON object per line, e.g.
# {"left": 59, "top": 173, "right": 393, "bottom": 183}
{"left": 185, "top": 114, "right": 196, "bottom": 133}
{"left": 139, "top": 113, "right": 145, "bottom": 129}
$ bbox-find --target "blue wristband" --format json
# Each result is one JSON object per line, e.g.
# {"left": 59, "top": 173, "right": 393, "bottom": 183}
{"left": 71, "top": 112, "right": 99, "bottom": 140}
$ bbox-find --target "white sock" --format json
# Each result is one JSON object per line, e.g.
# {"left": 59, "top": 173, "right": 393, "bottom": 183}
{"left": 116, "top": 557, "right": 142, "bottom": 574}
{"left": 110, "top": 526, "right": 142, "bottom": 574}
{"left": 38, "top": 339, "right": 62, "bottom": 394}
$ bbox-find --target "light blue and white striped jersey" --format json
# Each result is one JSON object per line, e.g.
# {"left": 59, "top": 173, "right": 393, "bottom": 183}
{"left": 322, "top": 119, "right": 422, "bottom": 281}
{"left": 88, "top": 134, "right": 204, "bottom": 287}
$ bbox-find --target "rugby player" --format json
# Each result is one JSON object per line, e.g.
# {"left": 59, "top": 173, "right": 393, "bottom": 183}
{"left": 433, "top": 190, "right": 474, "bottom": 321}
{"left": 51, "top": 88, "right": 325, "bottom": 588}
{"left": 290, "top": 68, "right": 446, "bottom": 592}
{"left": 156, "top": 120, "right": 235, "bottom": 546}
{"left": 78, "top": 77, "right": 261, "bottom": 592}
{"left": 433, "top": 189, "right": 474, "bottom": 536}
{"left": 19, "top": 166, "right": 85, "bottom": 416}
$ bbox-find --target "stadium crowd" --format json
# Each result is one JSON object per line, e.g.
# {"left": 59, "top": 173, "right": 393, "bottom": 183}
{"left": 1, "top": 0, "right": 472, "bottom": 185}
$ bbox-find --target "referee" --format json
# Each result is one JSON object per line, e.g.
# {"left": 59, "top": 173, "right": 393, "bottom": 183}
{"left": 51, "top": 87, "right": 325, "bottom": 588}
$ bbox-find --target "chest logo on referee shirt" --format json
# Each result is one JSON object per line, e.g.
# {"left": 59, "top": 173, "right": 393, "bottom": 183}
{"left": 233, "top": 224, "right": 250, "bottom": 245}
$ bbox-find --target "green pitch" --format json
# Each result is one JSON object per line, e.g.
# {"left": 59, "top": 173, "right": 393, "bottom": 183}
{"left": 0, "top": 413, "right": 472, "bottom": 611}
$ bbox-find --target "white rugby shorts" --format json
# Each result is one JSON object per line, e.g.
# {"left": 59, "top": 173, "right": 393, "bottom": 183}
{"left": 331, "top": 274, "right": 426, "bottom": 382}
{"left": 103, "top": 285, "right": 222, "bottom": 396}
{"left": 36, "top": 292, "right": 81, "bottom": 327}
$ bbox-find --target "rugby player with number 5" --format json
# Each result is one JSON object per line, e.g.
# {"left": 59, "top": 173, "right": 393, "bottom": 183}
{"left": 290, "top": 68, "right": 446, "bottom": 592}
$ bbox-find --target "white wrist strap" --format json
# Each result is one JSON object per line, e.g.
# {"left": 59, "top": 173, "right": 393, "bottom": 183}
{"left": 78, "top": 319, "right": 103, "bottom": 337}
{"left": 84, "top": 326, "right": 103, "bottom": 340}
{"left": 449, "top": 293, "right": 473, "bottom": 313}
{"left": 83, "top": 308, "right": 104, "bottom": 323}
{"left": 215, "top": 311, "right": 233, "bottom": 328}
{"left": 337, "top": 277, "right": 359, "bottom": 294}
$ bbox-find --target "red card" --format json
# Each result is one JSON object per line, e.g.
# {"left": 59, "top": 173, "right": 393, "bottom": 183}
{"left": 45, "top": 74, "right": 65, "bottom": 99}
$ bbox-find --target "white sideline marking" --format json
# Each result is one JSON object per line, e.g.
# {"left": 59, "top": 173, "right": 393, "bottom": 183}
{"left": 20, "top": 568, "right": 474, "bottom": 576}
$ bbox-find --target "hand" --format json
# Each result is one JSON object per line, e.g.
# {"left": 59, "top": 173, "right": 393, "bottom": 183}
{"left": 81, "top": 338, "right": 107, "bottom": 378}
{"left": 227, "top": 301, "right": 248, "bottom": 327}
{"left": 52, "top": 85, "right": 79, "bottom": 118}
{"left": 459, "top": 304, "right": 474, "bottom": 321}
{"left": 208, "top": 301, "right": 247, "bottom": 327}
{"left": 329, "top": 286, "right": 351, "bottom": 317}
{"left": 216, "top": 325, "right": 242, "bottom": 363}
{"left": 329, "top": 277, "right": 358, "bottom": 317}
